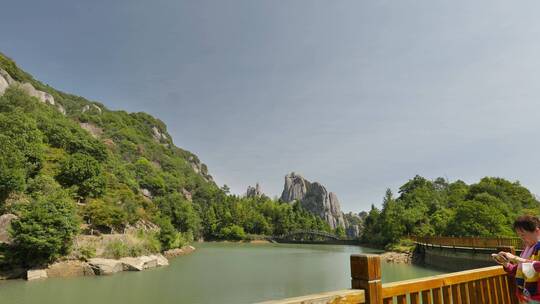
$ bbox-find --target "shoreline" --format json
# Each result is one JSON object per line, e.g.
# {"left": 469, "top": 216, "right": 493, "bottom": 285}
{"left": 0, "top": 245, "right": 197, "bottom": 281}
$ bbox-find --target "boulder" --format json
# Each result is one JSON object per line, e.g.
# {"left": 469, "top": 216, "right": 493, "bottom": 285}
{"left": 88, "top": 258, "right": 124, "bottom": 275}
{"left": 154, "top": 254, "right": 169, "bottom": 267}
{"left": 120, "top": 257, "right": 145, "bottom": 271}
{"left": 27, "top": 269, "right": 48, "bottom": 281}
{"left": 47, "top": 260, "right": 95, "bottom": 277}
{"left": 0, "top": 214, "right": 18, "bottom": 244}
{"left": 140, "top": 255, "right": 158, "bottom": 269}
{"left": 18, "top": 82, "right": 55, "bottom": 105}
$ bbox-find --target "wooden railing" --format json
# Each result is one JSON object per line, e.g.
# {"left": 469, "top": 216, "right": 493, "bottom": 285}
{"left": 259, "top": 251, "right": 518, "bottom": 304}
{"left": 411, "top": 235, "right": 523, "bottom": 249}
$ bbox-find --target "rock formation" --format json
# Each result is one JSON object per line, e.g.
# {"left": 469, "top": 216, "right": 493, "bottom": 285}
{"left": 82, "top": 104, "right": 102, "bottom": 114}
{"left": 0, "top": 69, "right": 66, "bottom": 115}
{"left": 246, "top": 183, "right": 263, "bottom": 197}
{"left": 187, "top": 155, "right": 214, "bottom": 183}
{"left": 280, "top": 172, "right": 346, "bottom": 229}
{"left": 152, "top": 126, "right": 168, "bottom": 143}
{"left": 343, "top": 212, "right": 363, "bottom": 239}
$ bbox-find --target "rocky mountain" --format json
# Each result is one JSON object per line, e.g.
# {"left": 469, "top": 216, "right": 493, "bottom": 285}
{"left": 246, "top": 183, "right": 263, "bottom": 198}
{"left": 280, "top": 172, "right": 346, "bottom": 230}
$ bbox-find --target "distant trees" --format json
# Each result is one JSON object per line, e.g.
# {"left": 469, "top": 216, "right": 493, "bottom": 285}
{"left": 361, "top": 175, "right": 538, "bottom": 248}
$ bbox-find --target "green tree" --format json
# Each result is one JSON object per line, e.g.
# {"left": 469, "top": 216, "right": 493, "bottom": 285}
{"left": 81, "top": 199, "right": 127, "bottom": 232}
{"left": 0, "top": 135, "right": 26, "bottom": 204}
{"left": 446, "top": 194, "right": 512, "bottom": 237}
{"left": 10, "top": 192, "right": 80, "bottom": 265}
{"left": 56, "top": 152, "right": 105, "bottom": 198}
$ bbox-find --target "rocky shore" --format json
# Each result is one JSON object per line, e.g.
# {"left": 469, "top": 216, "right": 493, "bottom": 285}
{"left": 6, "top": 245, "right": 196, "bottom": 281}
{"left": 380, "top": 251, "right": 412, "bottom": 264}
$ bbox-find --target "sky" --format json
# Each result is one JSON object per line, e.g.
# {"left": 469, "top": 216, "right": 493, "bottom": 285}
{"left": 2, "top": 0, "right": 540, "bottom": 212}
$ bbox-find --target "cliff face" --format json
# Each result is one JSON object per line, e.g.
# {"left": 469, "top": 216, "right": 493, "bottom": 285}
{"left": 280, "top": 172, "right": 346, "bottom": 230}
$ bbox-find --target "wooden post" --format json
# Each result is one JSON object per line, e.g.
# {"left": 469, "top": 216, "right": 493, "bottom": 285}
{"left": 351, "top": 254, "right": 382, "bottom": 304}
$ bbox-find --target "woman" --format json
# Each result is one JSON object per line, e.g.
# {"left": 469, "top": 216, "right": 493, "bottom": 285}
{"left": 496, "top": 215, "right": 540, "bottom": 303}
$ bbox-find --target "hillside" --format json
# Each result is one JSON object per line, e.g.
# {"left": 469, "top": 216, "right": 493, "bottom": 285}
{"left": 0, "top": 52, "right": 334, "bottom": 267}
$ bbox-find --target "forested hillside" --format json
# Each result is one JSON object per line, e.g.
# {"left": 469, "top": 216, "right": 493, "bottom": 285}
{"left": 0, "top": 53, "right": 330, "bottom": 266}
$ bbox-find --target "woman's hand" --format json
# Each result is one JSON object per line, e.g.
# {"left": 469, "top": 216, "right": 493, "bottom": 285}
{"left": 499, "top": 251, "right": 526, "bottom": 264}
{"left": 493, "top": 252, "right": 510, "bottom": 267}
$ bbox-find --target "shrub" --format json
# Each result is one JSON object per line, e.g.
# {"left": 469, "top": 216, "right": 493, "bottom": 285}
{"left": 219, "top": 225, "right": 246, "bottom": 240}
{"left": 104, "top": 240, "right": 129, "bottom": 259}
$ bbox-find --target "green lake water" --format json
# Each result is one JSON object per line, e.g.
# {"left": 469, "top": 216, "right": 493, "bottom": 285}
{"left": 0, "top": 242, "right": 445, "bottom": 304}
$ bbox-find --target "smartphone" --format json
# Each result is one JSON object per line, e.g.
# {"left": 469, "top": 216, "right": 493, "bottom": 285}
{"left": 491, "top": 253, "right": 509, "bottom": 264}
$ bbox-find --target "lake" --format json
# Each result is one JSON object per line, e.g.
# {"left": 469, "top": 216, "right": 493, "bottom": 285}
{"left": 0, "top": 242, "right": 445, "bottom": 304}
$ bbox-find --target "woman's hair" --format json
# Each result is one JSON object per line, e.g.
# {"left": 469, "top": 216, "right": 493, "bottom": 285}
{"left": 513, "top": 215, "right": 540, "bottom": 232}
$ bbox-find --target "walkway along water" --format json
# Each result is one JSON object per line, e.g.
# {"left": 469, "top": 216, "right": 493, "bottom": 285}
{"left": 411, "top": 236, "right": 522, "bottom": 271}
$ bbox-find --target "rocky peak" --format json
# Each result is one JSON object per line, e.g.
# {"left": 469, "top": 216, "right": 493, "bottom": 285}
{"left": 246, "top": 183, "right": 263, "bottom": 197}
{"left": 280, "top": 172, "right": 345, "bottom": 229}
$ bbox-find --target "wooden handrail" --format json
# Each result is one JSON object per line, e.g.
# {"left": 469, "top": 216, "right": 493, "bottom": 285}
{"left": 381, "top": 266, "right": 505, "bottom": 298}
{"left": 411, "top": 235, "right": 523, "bottom": 249}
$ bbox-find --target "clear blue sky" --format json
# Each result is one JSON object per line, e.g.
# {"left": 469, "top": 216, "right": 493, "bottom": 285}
{"left": 3, "top": 0, "right": 540, "bottom": 212}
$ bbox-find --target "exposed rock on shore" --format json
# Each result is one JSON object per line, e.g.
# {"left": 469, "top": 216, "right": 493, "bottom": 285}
{"left": 21, "top": 245, "right": 196, "bottom": 281}
{"left": 47, "top": 260, "right": 95, "bottom": 278}
{"left": 380, "top": 252, "right": 411, "bottom": 264}
{"left": 26, "top": 269, "right": 48, "bottom": 281}
{"left": 163, "top": 245, "right": 195, "bottom": 258}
